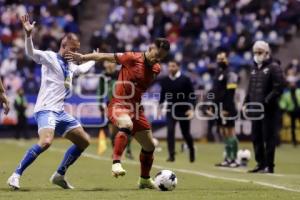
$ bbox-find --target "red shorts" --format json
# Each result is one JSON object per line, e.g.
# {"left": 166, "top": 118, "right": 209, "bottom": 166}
{"left": 107, "top": 101, "right": 151, "bottom": 134}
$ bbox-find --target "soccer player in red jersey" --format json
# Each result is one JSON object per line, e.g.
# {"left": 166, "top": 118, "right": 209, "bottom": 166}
{"left": 66, "top": 38, "right": 170, "bottom": 189}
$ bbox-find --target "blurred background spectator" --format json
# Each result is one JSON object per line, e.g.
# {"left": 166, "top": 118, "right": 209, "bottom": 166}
{"left": 13, "top": 88, "right": 28, "bottom": 139}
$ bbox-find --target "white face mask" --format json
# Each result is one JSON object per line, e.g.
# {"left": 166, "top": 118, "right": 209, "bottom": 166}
{"left": 254, "top": 54, "right": 265, "bottom": 64}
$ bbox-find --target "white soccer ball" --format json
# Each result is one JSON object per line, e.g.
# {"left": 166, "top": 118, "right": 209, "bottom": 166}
{"left": 237, "top": 149, "right": 251, "bottom": 166}
{"left": 154, "top": 170, "right": 177, "bottom": 191}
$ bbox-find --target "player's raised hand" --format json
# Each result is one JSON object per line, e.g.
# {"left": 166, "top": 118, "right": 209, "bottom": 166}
{"left": 20, "top": 13, "right": 36, "bottom": 37}
{"left": 0, "top": 93, "right": 10, "bottom": 115}
{"left": 65, "top": 51, "right": 83, "bottom": 63}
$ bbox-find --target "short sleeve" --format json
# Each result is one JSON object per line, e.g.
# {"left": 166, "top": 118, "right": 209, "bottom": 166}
{"left": 114, "top": 52, "right": 135, "bottom": 66}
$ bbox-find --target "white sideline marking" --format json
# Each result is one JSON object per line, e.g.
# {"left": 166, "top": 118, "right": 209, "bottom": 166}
{"left": 2, "top": 140, "right": 300, "bottom": 193}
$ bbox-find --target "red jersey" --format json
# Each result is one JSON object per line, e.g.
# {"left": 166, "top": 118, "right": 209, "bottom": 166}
{"left": 112, "top": 52, "right": 160, "bottom": 105}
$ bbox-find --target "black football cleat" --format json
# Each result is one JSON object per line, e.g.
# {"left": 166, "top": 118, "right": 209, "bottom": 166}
{"left": 166, "top": 157, "right": 175, "bottom": 162}
{"left": 189, "top": 149, "right": 195, "bottom": 163}
{"left": 248, "top": 165, "right": 265, "bottom": 173}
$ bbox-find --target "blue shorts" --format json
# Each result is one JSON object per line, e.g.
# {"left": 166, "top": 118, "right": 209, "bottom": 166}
{"left": 34, "top": 110, "right": 81, "bottom": 136}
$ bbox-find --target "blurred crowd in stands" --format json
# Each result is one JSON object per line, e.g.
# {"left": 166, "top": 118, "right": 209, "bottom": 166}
{"left": 0, "top": 0, "right": 82, "bottom": 95}
{"left": 1, "top": 0, "right": 300, "bottom": 95}
{"left": 91, "top": 0, "right": 300, "bottom": 91}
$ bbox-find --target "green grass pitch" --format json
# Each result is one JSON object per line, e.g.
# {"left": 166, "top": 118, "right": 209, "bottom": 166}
{"left": 0, "top": 138, "right": 299, "bottom": 200}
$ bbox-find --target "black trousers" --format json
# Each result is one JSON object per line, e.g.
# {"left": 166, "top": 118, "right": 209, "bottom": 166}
{"left": 166, "top": 115, "right": 194, "bottom": 158}
{"left": 289, "top": 111, "right": 299, "bottom": 146}
{"left": 251, "top": 111, "right": 278, "bottom": 169}
{"left": 15, "top": 115, "right": 29, "bottom": 139}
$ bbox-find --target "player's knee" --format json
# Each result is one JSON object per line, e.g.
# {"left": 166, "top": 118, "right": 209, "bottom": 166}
{"left": 81, "top": 133, "right": 91, "bottom": 149}
{"left": 149, "top": 143, "right": 155, "bottom": 152}
{"left": 38, "top": 138, "right": 53, "bottom": 150}
{"left": 144, "top": 142, "right": 155, "bottom": 152}
{"left": 116, "top": 115, "right": 133, "bottom": 130}
{"left": 76, "top": 132, "right": 90, "bottom": 150}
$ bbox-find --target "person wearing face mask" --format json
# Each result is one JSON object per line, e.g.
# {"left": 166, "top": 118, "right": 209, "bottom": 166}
{"left": 279, "top": 79, "right": 300, "bottom": 147}
{"left": 244, "top": 41, "right": 285, "bottom": 173}
{"left": 205, "top": 52, "right": 239, "bottom": 167}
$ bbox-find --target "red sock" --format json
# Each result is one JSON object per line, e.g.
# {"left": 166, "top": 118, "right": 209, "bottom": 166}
{"left": 140, "top": 149, "right": 154, "bottom": 178}
{"left": 113, "top": 132, "right": 128, "bottom": 162}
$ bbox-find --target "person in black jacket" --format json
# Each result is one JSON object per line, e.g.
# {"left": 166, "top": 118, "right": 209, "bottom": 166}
{"left": 159, "top": 61, "right": 195, "bottom": 162}
{"left": 244, "top": 41, "right": 285, "bottom": 173}
{"left": 206, "top": 52, "right": 239, "bottom": 168}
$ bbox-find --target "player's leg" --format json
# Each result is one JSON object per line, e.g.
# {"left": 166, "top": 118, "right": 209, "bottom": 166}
{"left": 290, "top": 113, "right": 297, "bottom": 146}
{"left": 226, "top": 126, "right": 239, "bottom": 167}
{"left": 215, "top": 126, "right": 231, "bottom": 167}
{"left": 56, "top": 127, "right": 90, "bottom": 175}
{"left": 109, "top": 120, "right": 134, "bottom": 160}
{"left": 8, "top": 110, "right": 56, "bottom": 190}
{"left": 125, "top": 134, "right": 134, "bottom": 160}
{"left": 109, "top": 123, "right": 117, "bottom": 147}
{"left": 248, "top": 120, "right": 265, "bottom": 173}
{"left": 111, "top": 114, "right": 133, "bottom": 177}
{"left": 8, "top": 128, "right": 54, "bottom": 189}
{"left": 263, "top": 113, "right": 277, "bottom": 173}
{"left": 166, "top": 115, "right": 176, "bottom": 162}
{"left": 178, "top": 119, "right": 195, "bottom": 162}
{"left": 134, "top": 129, "right": 156, "bottom": 189}
{"left": 50, "top": 112, "right": 90, "bottom": 189}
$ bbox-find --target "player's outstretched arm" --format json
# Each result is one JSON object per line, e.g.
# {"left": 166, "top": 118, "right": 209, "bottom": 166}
{"left": 0, "top": 79, "right": 10, "bottom": 115}
{"left": 65, "top": 51, "right": 117, "bottom": 63}
{"left": 20, "top": 14, "right": 49, "bottom": 65}
{"left": 73, "top": 49, "right": 99, "bottom": 74}
{"left": 75, "top": 61, "right": 96, "bottom": 74}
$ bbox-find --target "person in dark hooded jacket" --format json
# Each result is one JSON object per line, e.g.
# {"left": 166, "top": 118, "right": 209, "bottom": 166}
{"left": 244, "top": 41, "right": 285, "bottom": 173}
